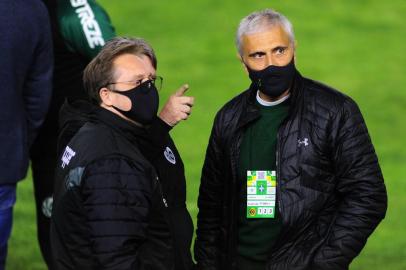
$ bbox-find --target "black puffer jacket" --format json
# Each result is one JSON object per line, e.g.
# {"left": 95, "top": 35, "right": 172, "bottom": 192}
{"left": 195, "top": 71, "right": 387, "bottom": 270}
{"left": 51, "top": 106, "right": 193, "bottom": 270}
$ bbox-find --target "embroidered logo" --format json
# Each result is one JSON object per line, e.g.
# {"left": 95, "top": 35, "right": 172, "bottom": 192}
{"left": 61, "top": 146, "right": 76, "bottom": 168}
{"left": 42, "top": 196, "right": 53, "bottom": 218}
{"left": 298, "top": 138, "right": 309, "bottom": 147}
{"left": 164, "top": 147, "right": 176, "bottom": 165}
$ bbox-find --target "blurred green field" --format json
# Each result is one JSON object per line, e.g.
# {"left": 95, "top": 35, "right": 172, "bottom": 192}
{"left": 6, "top": 0, "right": 406, "bottom": 269}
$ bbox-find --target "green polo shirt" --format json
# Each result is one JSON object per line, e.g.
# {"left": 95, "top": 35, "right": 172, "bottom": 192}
{"left": 237, "top": 93, "right": 289, "bottom": 269}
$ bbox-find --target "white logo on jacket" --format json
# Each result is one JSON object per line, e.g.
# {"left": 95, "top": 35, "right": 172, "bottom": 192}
{"left": 61, "top": 146, "right": 76, "bottom": 168}
{"left": 298, "top": 138, "right": 309, "bottom": 147}
{"left": 164, "top": 147, "right": 176, "bottom": 165}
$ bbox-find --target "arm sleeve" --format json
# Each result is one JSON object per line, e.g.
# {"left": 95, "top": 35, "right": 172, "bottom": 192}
{"left": 82, "top": 157, "right": 153, "bottom": 269}
{"left": 59, "top": 0, "right": 116, "bottom": 59}
{"left": 23, "top": 13, "right": 53, "bottom": 146}
{"left": 194, "top": 112, "right": 225, "bottom": 270}
{"left": 145, "top": 117, "right": 172, "bottom": 145}
{"left": 312, "top": 99, "right": 387, "bottom": 269}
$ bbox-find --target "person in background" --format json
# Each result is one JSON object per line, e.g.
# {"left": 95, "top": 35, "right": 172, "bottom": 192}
{"left": 0, "top": 0, "right": 53, "bottom": 269}
{"left": 195, "top": 8, "right": 387, "bottom": 270}
{"left": 31, "top": 0, "right": 115, "bottom": 267}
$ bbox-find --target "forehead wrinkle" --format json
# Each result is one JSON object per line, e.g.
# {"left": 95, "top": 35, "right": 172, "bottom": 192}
{"left": 242, "top": 26, "right": 291, "bottom": 53}
{"left": 112, "top": 54, "right": 153, "bottom": 82}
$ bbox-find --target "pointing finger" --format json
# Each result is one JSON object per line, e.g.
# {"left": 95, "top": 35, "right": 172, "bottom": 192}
{"left": 175, "top": 84, "right": 189, "bottom": 97}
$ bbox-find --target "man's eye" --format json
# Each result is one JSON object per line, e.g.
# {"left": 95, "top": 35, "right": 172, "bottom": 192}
{"left": 276, "top": 47, "right": 286, "bottom": 54}
{"left": 249, "top": 52, "right": 265, "bottom": 59}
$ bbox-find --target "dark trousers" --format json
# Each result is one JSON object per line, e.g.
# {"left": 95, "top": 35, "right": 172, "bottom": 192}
{"left": 30, "top": 117, "right": 58, "bottom": 270}
{"left": 0, "top": 185, "right": 16, "bottom": 270}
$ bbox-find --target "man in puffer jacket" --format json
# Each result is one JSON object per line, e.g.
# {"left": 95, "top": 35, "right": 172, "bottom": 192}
{"left": 51, "top": 37, "right": 194, "bottom": 270}
{"left": 194, "top": 9, "right": 387, "bottom": 270}
{"left": 32, "top": 1, "right": 116, "bottom": 267}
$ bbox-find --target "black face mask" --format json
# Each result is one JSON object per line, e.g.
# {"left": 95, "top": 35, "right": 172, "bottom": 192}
{"left": 247, "top": 58, "right": 296, "bottom": 98}
{"left": 111, "top": 80, "right": 159, "bottom": 125}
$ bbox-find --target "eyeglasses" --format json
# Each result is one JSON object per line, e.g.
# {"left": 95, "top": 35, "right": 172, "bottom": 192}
{"left": 106, "top": 76, "right": 163, "bottom": 91}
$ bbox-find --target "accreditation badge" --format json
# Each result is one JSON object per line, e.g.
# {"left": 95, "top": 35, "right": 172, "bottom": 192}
{"left": 246, "top": 170, "right": 276, "bottom": 218}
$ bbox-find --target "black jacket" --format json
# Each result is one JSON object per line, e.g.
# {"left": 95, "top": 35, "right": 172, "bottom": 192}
{"left": 194, "top": 72, "right": 387, "bottom": 270}
{"left": 51, "top": 105, "right": 193, "bottom": 270}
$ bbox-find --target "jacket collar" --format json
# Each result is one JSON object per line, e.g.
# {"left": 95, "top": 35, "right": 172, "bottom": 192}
{"left": 236, "top": 87, "right": 261, "bottom": 130}
{"left": 236, "top": 69, "right": 304, "bottom": 130}
{"left": 92, "top": 107, "right": 146, "bottom": 145}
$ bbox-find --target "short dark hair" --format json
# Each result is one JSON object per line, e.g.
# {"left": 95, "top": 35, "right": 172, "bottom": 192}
{"left": 83, "top": 37, "right": 157, "bottom": 104}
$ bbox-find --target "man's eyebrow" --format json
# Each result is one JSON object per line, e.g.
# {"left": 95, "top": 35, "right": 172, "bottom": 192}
{"left": 272, "top": 45, "right": 288, "bottom": 52}
{"left": 128, "top": 74, "right": 145, "bottom": 81}
{"left": 248, "top": 51, "right": 266, "bottom": 57}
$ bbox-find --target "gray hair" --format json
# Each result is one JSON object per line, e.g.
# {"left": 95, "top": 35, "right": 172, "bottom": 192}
{"left": 236, "top": 9, "right": 295, "bottom": 55}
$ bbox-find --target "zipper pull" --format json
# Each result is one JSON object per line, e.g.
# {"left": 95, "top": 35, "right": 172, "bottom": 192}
{"left": 156, "top": 176, "right": 168, "bottom": 208}
{"left": 162, "top": 198, "right": 168, "bottom": 208}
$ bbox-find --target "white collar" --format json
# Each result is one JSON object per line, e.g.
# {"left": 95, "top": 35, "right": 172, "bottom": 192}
{"left": 256, "top": 91, "right": 290, "bottom": 107}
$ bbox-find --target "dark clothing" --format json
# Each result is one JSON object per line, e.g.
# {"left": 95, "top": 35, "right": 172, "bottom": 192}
{"left": 0, "top": 185, "right": 16, "bottom": 268}
{"left": 0, "top": 0, "right": 53, "bottom": 184}
{"left": 195, "top": 71, "right": 387, "bottom": 270}
{"left": 31, "top": 1, "right": 115, "bottom": 267}
{"left": 52, "top": 107, "right": 164, "bottom": 269}
{"left": 52, "top": 104, "right": 193, "bottom": 270}
{"left": 237, "top": 99, "right": 289, "bottom": 267}
{"left": 31, "top": 158, "right": 55, "bottom": 267}
{"left": 0, "top": 0, "right": 52, "bottom": 268}
{"left": 57, "top": 99, "right": 97, "bottom": 157}
{"left": 137, "top": 118, "right": 195, "bottom": 270}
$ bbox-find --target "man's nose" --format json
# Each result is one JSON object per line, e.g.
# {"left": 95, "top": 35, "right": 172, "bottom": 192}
{"left": 264, "top": 53, "right": 274, "bottom": 68}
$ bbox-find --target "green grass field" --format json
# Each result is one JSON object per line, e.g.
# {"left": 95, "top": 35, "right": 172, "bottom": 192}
{"left": 6, "top": 0, "right": 406, "bottom": 269}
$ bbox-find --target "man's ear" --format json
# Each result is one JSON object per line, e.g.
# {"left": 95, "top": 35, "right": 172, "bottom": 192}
{"left": 237, "top": 53, "right": 249, "bottom": 75}
{"left": 99, "top": 87, "right": 113, "bottom": 106}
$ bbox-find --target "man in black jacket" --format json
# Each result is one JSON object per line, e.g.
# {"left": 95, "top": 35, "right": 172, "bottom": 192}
{"left": 51, "top": 37, "right": 194, "bottom": 269}
{"left": 32, "top": 1, "right": 116, "bottom": 267}
{"left": 195, "top": 9, "right": 387, "bottom": 270}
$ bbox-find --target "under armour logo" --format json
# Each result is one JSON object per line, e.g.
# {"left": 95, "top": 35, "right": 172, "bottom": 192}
{"left": 298, "top": 138, "right": 309, "bottom": 147}
{"left": 61, "top": 146, "right": 76, "bottom": 168}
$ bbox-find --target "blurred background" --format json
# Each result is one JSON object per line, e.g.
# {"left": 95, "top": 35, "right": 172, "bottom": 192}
{"left": 6, "top": 0, "right": 406, "bottom": 269}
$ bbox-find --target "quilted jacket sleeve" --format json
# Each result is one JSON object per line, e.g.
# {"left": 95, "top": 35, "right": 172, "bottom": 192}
{"left": 81, "top": 156, "right": 154, "bottom": 269}
{"left": 195, "top": 112, "right": 225, "bottom": 270}
{"left": 312, "top": 99, "right": 387, "bottom": 269}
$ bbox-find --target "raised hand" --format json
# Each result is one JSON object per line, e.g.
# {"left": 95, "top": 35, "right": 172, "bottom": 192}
{"left": 159, "top": 84, "right": 195, "bottom": 127}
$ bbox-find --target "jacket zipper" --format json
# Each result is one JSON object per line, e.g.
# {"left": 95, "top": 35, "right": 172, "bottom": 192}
{"left": 229, "top": 131, "right": 242, "bottom": 269}
{"left": 266, "top": 121, "right": 288, "bottom": 264}
{"left": 276, "top": 131, "right": 283, "bottom": 219}
{"left": 155, "top": 175, "right": 168, "bottom": 208}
